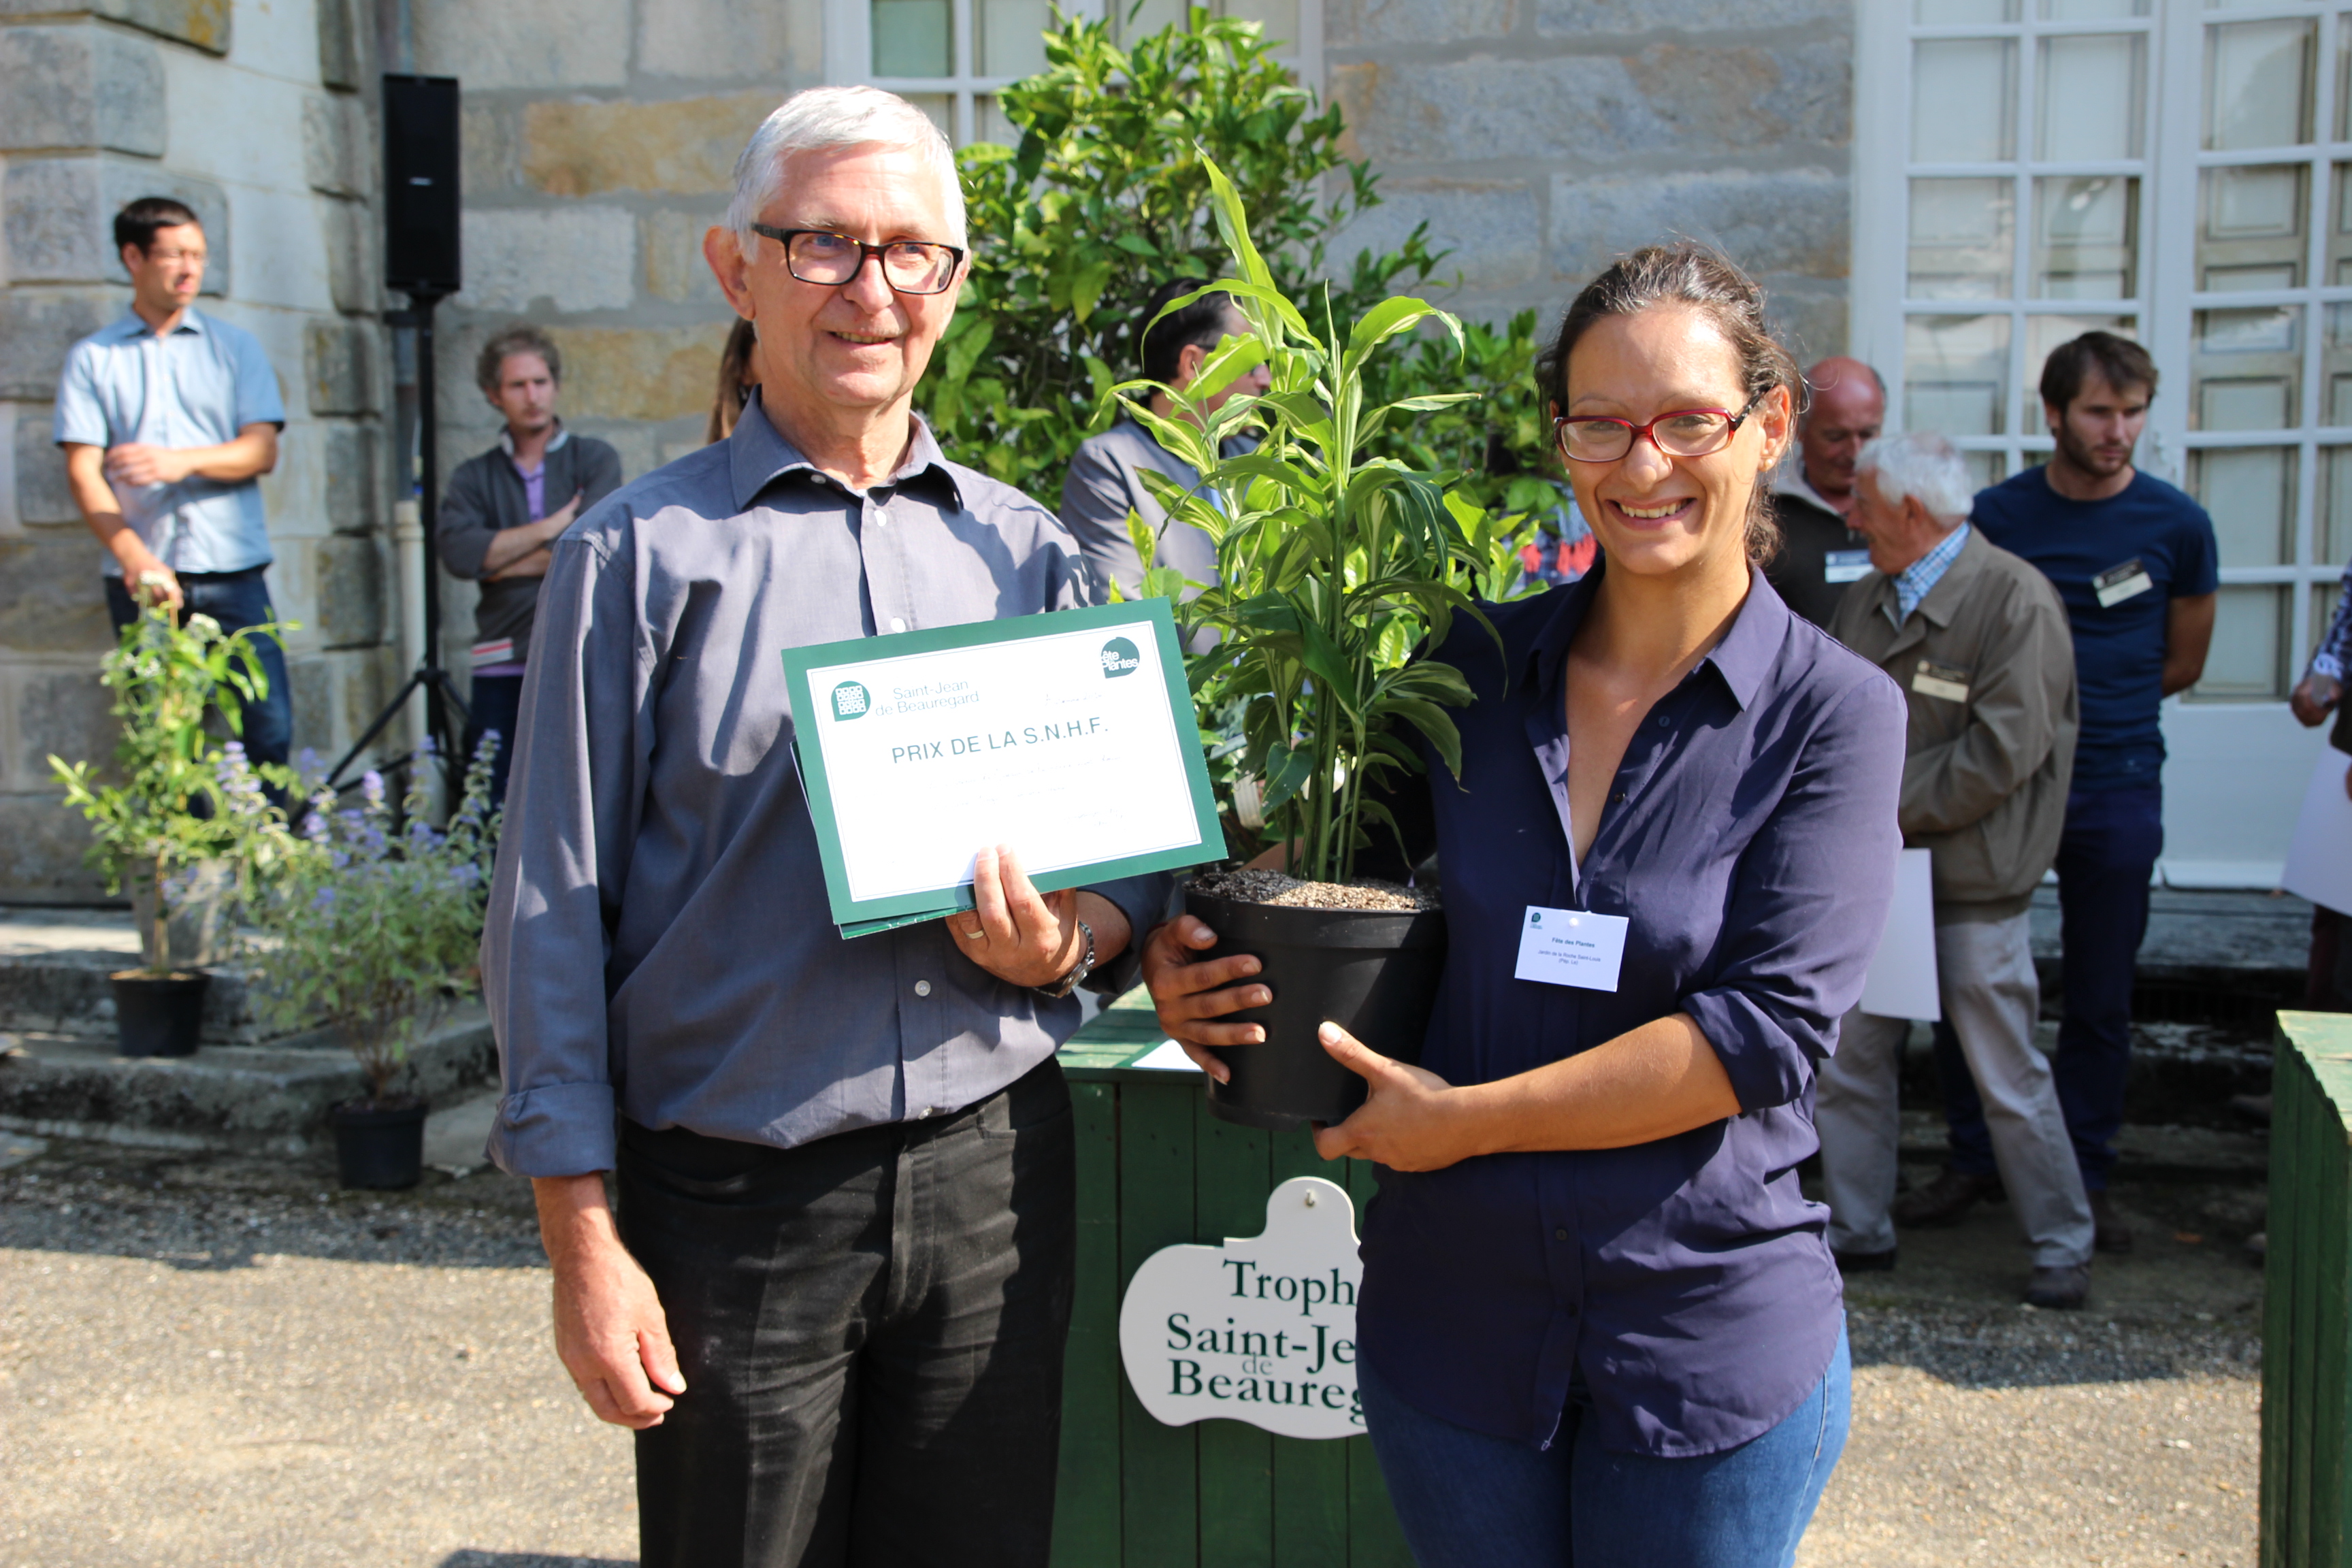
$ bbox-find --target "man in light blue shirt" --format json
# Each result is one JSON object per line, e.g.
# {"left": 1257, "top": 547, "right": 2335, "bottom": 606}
{"left": 54, "top": 196, "right": 291, "bottom": 768}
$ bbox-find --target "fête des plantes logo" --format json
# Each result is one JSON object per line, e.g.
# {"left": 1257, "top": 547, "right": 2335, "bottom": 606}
{"left": 831, "top": 681, "right": 872, "bottom": 720}
{"left": 1099, "top": 636, "right": 1141, "bottom": 678}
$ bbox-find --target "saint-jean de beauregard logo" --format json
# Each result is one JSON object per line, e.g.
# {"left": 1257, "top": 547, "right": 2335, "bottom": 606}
{"left": 1100, "top": 636, "right": 1141, "bottom": 679}
{"left": 831, "top": 680, "right": 872, "bottom": 719}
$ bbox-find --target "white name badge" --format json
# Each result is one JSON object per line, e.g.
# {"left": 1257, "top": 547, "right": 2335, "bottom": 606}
{"left": 1824, "top": 549, "right": 1872, "bottom": 584}
{"left": 1514, "top": 906, "right": 1629, "bottom": 992}
{"left": 2093, "top": 558, "right": 2154, "bottom": 608}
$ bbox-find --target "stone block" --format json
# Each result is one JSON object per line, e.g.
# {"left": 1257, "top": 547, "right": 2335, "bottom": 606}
{"left": 316, "top": 0, "right": 360, "bottom": 89}
{"left": 523, "top": 90, "right": 777, "bottom": 198}
{"left": 1765, "top": 276, "right": 1848, "bottom": 366}
{"left": 301, "top": 91, "right": 367, "bottom": 197}
{"left": 320, "top": 195, "right": 376, "bottom": 314}
{"left": 1329, "top": 39, "right": 1850, "bottom": 167}
{"left": 304, "top": 318, "right": 381, "bottom": 416}
{"left": 16, "top": 666, "right": 114, "bottom": 786}
{"left": 320, "top": 419, "right": 381, "bottom": 532}
{"left": 338, "top": 644, "right": 397, "bottom": 741}
{"left": 544, "top": 325, "right": 729, "bottom": 423}
{"left": 1326, "top": 0, "right": 1516, "bottom": 48}
{"left": 287, "top": 653, "right": 334, "bottom": 760}
{"left": 642, "top": 208, "right": 725, "bottom": 304}
{"left": 412, "top": 0, "right": 625, "bottom": 90}
{"left": 0, "top": 157, "right": 230, "bottom": 291}
{"left": 0, "top": 0, "right": 227, "bottom": 55}
{"left": 0, "top": 793, "right": 106, "bottom": 902}
{"left": 0, "top": 25, "right": 165, "bottom": 155}
{"left": 14, "top": 409, "right": 79, "bottom": 525}
{"left": 1335, "top": 177, "right": 1541, "bottom": 291}
{"left": 1533, "top": 0, "right": 1847, "bottom": 35}
{"left": 460, "top": 101, "right": 521, "bottom": 198}
{"left": 0, "top": 537, "right": 114, "bottom": 653}
{"left": 312, "top": 534, "right": 383, "bottom": 649}
{"left": 634, "top": 0, "right": 819, "bottom": 80}
{"left": 456, "top": 205, "right": 637, "bottom": 314}
{"left": 0, "top": 290, "right": 115, "bottom": 401}
{"left": 1549, "top": 165, "right": 1849, "bottom": 282}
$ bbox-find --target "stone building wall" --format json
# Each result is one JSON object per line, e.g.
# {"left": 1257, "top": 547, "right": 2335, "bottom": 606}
{"left": 1324, "top": 0, "right": 1855, "bottom": 359}
{"left": 0, "top": 0, "right": 395, "bottom": 902}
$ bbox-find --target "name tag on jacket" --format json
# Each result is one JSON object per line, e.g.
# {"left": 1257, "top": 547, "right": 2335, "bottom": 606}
{"left": 1824, "top": 549, "right": 1872, "bottom": 584}
{"left": 1514, "top": 906, "right": 1629, "bottom": 992}
{"left": 2093, "top": 558, "right": 2155, "bottom": 608}
{"left": 1912, "top": 659, "right": 1970, "bottom": 703}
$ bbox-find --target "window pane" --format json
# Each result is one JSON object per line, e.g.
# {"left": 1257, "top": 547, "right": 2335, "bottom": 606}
{"left": 975, "top": 94, "right": 1019, "bottom": 146}
{"left": 2193, "top": 586, "right": 2287, "bottom": 700}
{"left": 1918, "top": 0, "right": 2016, "bottom": 18}
{"left": 1916, "top": 40, "right": 2018, "bottom": 163}
{"left": 904, "top": 93, "right": 953, "bottom": 140}
{"left": 2204, "top": 19, "right": 2316, "bottom": 151}
{"left": 2198, "top": 165, "right": 2308, "bottom": 291}
{"left": 1959, "top": 449, "right": 2009, "bottom": 491}
{"left": 2330, "top": 165, "right": 2352, "bottom": 289}
{"left": 2193, "top": 305, "right": 2302, "bottom": 430}
{"left": 2315, "top": 582, "right": 2341, "bottom": 662}
{"left": 2323, "top": 448, "right": 2352, "bottom": 561}
{"left": 2189, "top": 447, "right": 2295, "bottom": 565}
{"left": 2034, "top": 176, "right": 2137, "bottom": 298}
{"left": 1113, "top": 0, "right": 1190, "bottom": 42}
{"left": 977, "top": 0, "right": 1053, "bottom": 78}
{"left": 1911, "top": 178, "right": 2015, "bottom": 300}
{"left": 2330, "top": 305, "right": 2352, "bottom": 424}
{"left": 2038, "top": 34, "right": 2145, "bottom": 161}
{"left": 1226, "top": 0, "right": 1301, "bottom": 43}
{"left": 2044, "top": 0, "right": 2146, "bottom": 15}
{"left": 2027, "top": 314, "right": 2134, "bottom": 419}
{"left": 1906, "top": 314, "right": 2012, "bottom": 436}
{"left": 874, "top": 0, "right": 952, "bottom": 77}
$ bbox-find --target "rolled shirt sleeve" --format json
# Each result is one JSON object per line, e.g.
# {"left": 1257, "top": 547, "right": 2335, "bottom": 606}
{"left": 52, "top": 344, "right": 110, "bottom": 448}
{"left": 230, "top": 328, "right": 287, "bottom": 429}
{"left": 1680, "top": 677, "right": 1909, "bottom": 1113}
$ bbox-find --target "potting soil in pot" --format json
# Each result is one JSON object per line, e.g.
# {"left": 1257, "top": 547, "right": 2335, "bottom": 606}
{"left": 1190, "top": 868, "right": 1439, "bottom": 912}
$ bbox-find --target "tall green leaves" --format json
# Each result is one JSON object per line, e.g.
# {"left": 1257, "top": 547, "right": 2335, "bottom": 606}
{"left": 1112, "top": 157, "right": 1495, "bottom": 885}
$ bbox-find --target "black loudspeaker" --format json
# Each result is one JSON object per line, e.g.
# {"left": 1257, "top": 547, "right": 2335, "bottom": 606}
{"left": 382, "top": 74, "right": 461, "bottom": 297}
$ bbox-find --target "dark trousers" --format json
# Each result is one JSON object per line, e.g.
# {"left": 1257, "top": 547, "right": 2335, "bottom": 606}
{"left": 2308, "top": 906, "right": 2352, "bottom": 1011}
{"left": 104, "top": 566, "right": 293, "bottom": 772}
{"left": 1939, "top": 783, "right": 2161, "bottom": 1191}
{"left": 618, "top": 1058, "right": 1077, "bottom": 1568}
{"left": 460, "top": 672, "right": 523, "bottom": 808}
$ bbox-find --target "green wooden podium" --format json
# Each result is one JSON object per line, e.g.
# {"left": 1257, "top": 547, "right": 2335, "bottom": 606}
{"left": 2265, "top": 1011, "right": 2352, "bottom": 1565}
{"left": 1051, "top": 987, "right": 1415, "bottom": 1567}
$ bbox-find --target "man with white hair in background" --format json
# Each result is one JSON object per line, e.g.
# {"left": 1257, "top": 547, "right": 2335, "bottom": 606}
{"left": 478, "top": 86, "right": 1166, "bottom": 1567}
{"left": 1815, "top": 432, "right": 2096, "bottom": 1310}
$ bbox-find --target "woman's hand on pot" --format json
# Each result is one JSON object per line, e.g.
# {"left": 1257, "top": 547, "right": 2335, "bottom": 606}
{"left": 1311, "top": 1022, "right": 1473, "bottom": 1172}
{"left": 1139, "top": 915, "right": 1270, "bottom": 1080}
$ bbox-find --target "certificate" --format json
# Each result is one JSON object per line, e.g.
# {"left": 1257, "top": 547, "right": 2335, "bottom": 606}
{"left": 782, "top": 600, "right": 1224, "bottom": 931}
{"left": 1858, "top": 847, "right": 1941, "bottom": 1023}
{"left": 2283, "top": 745, "right": 2352, "bottom": 916}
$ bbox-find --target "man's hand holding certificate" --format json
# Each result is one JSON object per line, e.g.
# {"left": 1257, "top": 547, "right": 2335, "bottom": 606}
{"left": 783, "top": 600, "right": 1222, "bottom": 935}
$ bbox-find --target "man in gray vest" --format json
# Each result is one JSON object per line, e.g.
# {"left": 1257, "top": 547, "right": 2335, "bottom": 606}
{"left": 1815, "top": 432, "right": 2095, "bottom": 1309}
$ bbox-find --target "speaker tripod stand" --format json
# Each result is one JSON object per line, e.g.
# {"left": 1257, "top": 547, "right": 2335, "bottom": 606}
{"left": 325, "top": 284, "right": 471, "bottom": 798}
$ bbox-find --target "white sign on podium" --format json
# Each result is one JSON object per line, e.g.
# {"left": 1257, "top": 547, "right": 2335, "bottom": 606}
{"left": 2283, "top": 747, "right": 2352, "bottom": 916}
{"left": 1859, "top": 847, "right": 1941, "bottom": 1023}
{"left": 1117, "top": 1176, "right": 1365, "bottom": 1440}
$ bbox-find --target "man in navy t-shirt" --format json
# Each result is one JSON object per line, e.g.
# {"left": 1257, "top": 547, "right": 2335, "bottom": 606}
{"left": 1899, "top": 332, "right": 2217, "bottom": 1256}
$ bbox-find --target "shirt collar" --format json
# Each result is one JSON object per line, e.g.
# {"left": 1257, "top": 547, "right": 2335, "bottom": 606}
{"left": 500, "top": 420, "right": 570, "bottom": 461}
{"left": 728, "top": 390, "right": 964, "bottom": 513}
{"left": 1886, "top": 522, "right": 1971, "bottom": 626}
{"left": 115, "top": 306, "right": 206, "bottom": 340}
{"left": 1526, "top": 554, "right": 1788, "bottom": 715}
{"left": 1771, "top": 461, "right": 1842, "bottom": 518}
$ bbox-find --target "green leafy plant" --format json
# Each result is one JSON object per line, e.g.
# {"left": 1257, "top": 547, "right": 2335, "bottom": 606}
{"left": 49, "top": 606, "right": 300, "bottom": 975}
{"left": 1116, "top": 157, "right": 1502, "bottom": 884}
{"left": 930, "top": 5, "right": 1439, "bottom": 503}
{"left": 242, "top": 745, "right": 497, "bottom": 1107}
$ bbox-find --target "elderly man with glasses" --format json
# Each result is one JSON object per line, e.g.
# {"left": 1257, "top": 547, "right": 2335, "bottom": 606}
{"left": 479, "top": 86, "right": 1166, "bottom": 1568}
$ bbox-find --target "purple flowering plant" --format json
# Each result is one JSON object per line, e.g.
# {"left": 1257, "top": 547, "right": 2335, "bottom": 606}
{"left": 242, "top": 737, "right": 500, "bottom": 1108}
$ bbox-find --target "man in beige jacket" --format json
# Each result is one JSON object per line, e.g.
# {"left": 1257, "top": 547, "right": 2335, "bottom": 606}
{"left": 1817, "top": 432, "right": 2097, "bottom": 1309}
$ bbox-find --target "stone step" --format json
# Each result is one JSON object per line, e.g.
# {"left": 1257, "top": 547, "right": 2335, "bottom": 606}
{"left": 0, "top": 1004, "right": 499, "bottom": 1156}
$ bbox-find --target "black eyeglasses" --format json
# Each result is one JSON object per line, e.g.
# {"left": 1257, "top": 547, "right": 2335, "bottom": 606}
{"left": 1554, "top": 391, "right": 1767, "bottom": 465}
{"left": 749, "top": 225, "right": 966, "bottom": 296}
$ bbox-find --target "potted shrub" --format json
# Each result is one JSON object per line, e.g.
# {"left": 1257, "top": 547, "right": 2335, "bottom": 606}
{"left": 1112, "top": 160, "right": 1507, "bottom": 1129}
{"left": 50, "top": 605, "right": 297, "bottom": 1058}
{"left": 244, "top": 744, "right": 497, "bottom": 1188}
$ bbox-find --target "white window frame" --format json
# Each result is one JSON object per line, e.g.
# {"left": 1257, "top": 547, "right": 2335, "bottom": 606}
{"left": 823, "top": 0, "right": 1323, "bottom": 143}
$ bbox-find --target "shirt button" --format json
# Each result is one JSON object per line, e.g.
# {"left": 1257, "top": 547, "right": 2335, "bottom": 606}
{"left": 1554, "top": 1228, "right": 1568, "bottom": 1241}
{"left": 913, "top": 979, "right": 932, "bottom": 996}
{"left": 1654, "top": 714, "right": 1669, "bottom": 728}
{"left": 889, "top": 617, "right": 908, "bottom": 634}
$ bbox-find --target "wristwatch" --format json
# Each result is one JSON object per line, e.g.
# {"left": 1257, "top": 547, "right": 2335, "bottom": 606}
{"left": 1035, "top": 919, "right": 1096, "bottom": 1000}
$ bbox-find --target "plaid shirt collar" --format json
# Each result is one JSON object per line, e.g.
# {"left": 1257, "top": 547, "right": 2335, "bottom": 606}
{"left": 1887, "top": 522, "right": 1971, "bottom": 626}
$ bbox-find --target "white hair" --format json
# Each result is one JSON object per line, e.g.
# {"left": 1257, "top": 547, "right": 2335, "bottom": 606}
{"left": 1859, "top": 431, "right": 1975, "bottom": 525}
{"left": 725, "top": 86, "right": 967, "bottom": 252}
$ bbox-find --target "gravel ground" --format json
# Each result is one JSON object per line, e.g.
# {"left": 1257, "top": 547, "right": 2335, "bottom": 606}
{"left": 0, "top": 1136, "right": 2270, "bottom": 1567}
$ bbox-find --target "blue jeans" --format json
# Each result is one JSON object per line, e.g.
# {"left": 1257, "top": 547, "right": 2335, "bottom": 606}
{"left": 1360, "top": 1326, "right": 1850, "bottom": 1568}
{"left": 105, "top": 566, "right": 293, "bottom": 772}
{"left": 460, "top": 672, "right": 522, "bottom": 808}
{"left": 1939, "top": 783, "right": 2161, "bottom": 1190}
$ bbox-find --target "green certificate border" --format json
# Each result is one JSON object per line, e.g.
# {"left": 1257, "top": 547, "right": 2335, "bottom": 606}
{"left": 782, "top": 599, "right": 1222, "bottom": 931}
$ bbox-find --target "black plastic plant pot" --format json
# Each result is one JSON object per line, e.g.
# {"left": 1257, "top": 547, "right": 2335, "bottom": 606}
{"left": 110, "top": 970, "right": 210, "bottom": 1059}
{"left": 330, "top": 1098, "right": 429, "bottom": 1190}
{"left": 1184, "top": 885, "right": 1448, "bottom": 1131}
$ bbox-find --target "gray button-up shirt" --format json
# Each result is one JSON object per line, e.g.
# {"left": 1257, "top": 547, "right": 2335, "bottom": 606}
{"left": 1060, "top": 416, "right": 1254, "bottom": 600}
{"left": 482, "top": 394, "right": 1171, "bottom": 1178}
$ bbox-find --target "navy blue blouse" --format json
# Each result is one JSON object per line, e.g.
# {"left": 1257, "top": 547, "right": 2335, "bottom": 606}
{"left": 1358, "top": 561, "right": 1906, "bottom": 1456}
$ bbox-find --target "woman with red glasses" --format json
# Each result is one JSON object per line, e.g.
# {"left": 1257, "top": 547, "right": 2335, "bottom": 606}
{"left": 1143, "top": 244, "right": 1906, "bottom": 1565}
